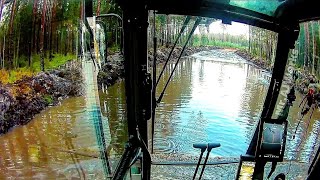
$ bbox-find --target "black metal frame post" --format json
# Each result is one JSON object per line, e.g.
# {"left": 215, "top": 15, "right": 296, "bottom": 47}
{"left": 247, "top": 28, "right": 298, "bottom": 155}
{"left": 85, "top": 0, "right": 93, "bottom": 17}
{"left": 308, "top": 145, "right": 320, "bottom": 179}
{"left": 117, "top": 0, "right": 151, "bottom": 179}
{"left": 247, "top": 27, "right": 299, "bottom": 179}
{"left": 151, "top": 11, "right": 157, "bottom": 154}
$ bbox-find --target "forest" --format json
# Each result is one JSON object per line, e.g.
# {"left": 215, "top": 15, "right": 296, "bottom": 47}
{"left": 0, "top": 0, "right": 121, "bottom": 83}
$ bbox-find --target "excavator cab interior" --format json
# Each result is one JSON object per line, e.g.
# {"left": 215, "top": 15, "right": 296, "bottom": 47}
{"left": 1, "top": 0, "right": 320, "bottom": 179}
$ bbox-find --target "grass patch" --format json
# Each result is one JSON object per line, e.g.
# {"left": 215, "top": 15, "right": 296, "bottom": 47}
{"left": 31, "top": 53, "right": 76, "bottom": 72}
{"left": 0, "top": 69, "right": 10, "bottom": 84}
{"left": 208, "top": 41, "right": 247, "bottom": 50}
{"left": 0, "top": 53, "right": 76, "bottom": 84}
{"left": 0, "top": 68, "right": 34, "bottom": 84}
{"left": 9, "top": 68, "right": 34, "bottom": 83}
{"left": 43, "top": 94, "right": 54, "bottom": 105}
{"left": 193, "top": 39, "right": 247, "bottom": 50}
{"left": 108, "top": 44, "right": 120, "bottom": 54}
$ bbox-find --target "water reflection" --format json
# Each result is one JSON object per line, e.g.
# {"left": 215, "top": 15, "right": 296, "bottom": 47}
{"left": 0, "top": 97, "right": 99, "bottom": 179}
{"left": 150, "top": 49, "right": 320, "bottom": 162}
{"left": 99, "top": 81, "right": 128, "bottom": 158}
{"left": 153, "top": 50, "right": 269, "bottom": 157}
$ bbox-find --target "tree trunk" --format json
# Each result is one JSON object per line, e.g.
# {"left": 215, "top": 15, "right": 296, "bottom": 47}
{"left": 0, "top": 0, "right": 5, "bottom": 20}
{"left": 60, "top": 31, "right": 63, "bottom": 54}
{"left": 56, "top": 29, "right": 59, "bottom": 53}
{"left": 40, "top": 0, "right": 47, "bottom": 71}
{"left": 312, "top": 21, "right": 316, "bottom": 75}
{"left": 166, "top": 15, "right": 170, "bottom": 47}
{"left": 97, "top": 0, "right": 101, "bottom": 16}
{"left": 248, "top": 26, "right": 251, "bottom": 53}
{"left": 30, "top": 0, "right": 38, "bottom": 66}
{"left": 305, "top": 23, "right": 309, "bottom": 69}
{"left": 49, "top": 21, "right": 53, "bottom": 61}
{"left": 161, "top": 26, "right": 164, "bottom": 46}
{"left": 2, "top": 35, "right": 5, "bottom": 69}
{"left": 7, "top": 0, "right": 18, "bottom": 69}
{"left": 65, "top": 29, "right": 68, "bottom": 56}
{"left": 15, "top": 28, "right": 21, "bottom": 68}
{"left": 36, "top": 23, "right": 40, "bottom": 53}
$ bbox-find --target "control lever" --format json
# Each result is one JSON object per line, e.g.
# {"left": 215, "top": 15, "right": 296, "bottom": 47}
{"left": 199, "top": 143, "right": 221, "bottom": 179}
{"left": 192, "top": 143, "right": 207, "bottom": 180}
{"left": 192, "top": 143, "right": 221, "bottom": 180}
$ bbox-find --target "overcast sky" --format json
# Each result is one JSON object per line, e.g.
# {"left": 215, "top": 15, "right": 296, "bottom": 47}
{"left": 195, "top": 20, "right": 249, "bottom": 37}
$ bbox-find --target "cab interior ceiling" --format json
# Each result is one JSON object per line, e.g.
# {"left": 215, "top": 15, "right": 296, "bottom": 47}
{"left": 147, "top": 0, "right": 320, "bottom": 33}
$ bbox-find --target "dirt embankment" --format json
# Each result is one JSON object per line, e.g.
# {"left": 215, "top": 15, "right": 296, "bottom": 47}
{"left": 97, "top": 46, "right": 219, "bottom": 88}
{"left": 97, "top": 53, "right": 124, "bottom": 89}
{"left": 0, "top": 61, "right": 83, "bottom": 134}
{"left": 234, "top": 50, "right": 273, "bottom": 71}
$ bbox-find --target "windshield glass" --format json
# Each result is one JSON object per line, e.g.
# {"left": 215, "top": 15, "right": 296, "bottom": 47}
{"left": 0, "top": 0, "right": 126, "bottom": 178}
{"left": 229, "top": 0, "right": 284, "bottom": 16}
{"left": 150, "top": 16, "right": 278, "bottom": 159}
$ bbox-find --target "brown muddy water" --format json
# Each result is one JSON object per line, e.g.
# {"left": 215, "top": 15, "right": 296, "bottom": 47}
{"left": 0, "top": 49, "right": 319, "bottom": 179}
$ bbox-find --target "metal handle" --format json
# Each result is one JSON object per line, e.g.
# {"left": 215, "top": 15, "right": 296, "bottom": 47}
{"left": 193, "top": 143, "right": 208, "bottom": 152}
